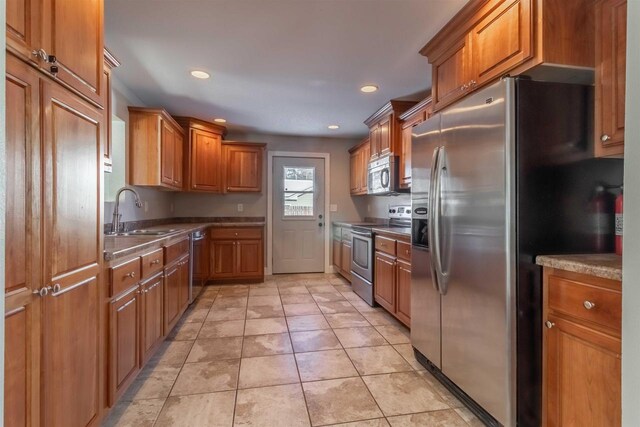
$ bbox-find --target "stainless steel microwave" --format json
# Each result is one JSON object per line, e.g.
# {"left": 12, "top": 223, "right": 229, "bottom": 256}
{"left": 367, "top": 154, "right": 400, "bottom": 195}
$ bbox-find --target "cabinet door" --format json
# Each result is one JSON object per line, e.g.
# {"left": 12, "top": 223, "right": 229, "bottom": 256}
{"left": 544, "top": 315, "right": 621, "bottom": 426}
{"left": 193, "top": 238, "right": 210, "bottom": 281}
{"left": 400, "top": 125, "right": 414, "bottom": 189}
{"left": 41, "top": 80, "right": 103, "bottom": 427}
{"left": 374, "top": 252, "right": 396, "bottom": 313}
{"left": 103, "top": 65, "right": 113, "bottom": 171}
{"left": 341, "top": 242, "right": 352, "bottom": 281}
{"left": 369, "top": 125, "right": 380, "bottom": 159}
{"left": 109, "top": 288, "right": 140, "bottom": 405}
{"left": 4, "top": 54, "right": 41, "bottom": 427}
{"left": 177, "top": 256, "right": 190, "bottom": 312}
{"left": 6, "top": 0, "right": 40, "bottom": 63}
{"left": 350, "top": 150, "right": 359, "bottom": 194}
{"left": 41, "top": 0, "right": 104, "bottom": 105}
{"left": 237, "top": 240, "right": 264, "bottom": 278}
{"left": 378, "top": 117, "right": 392, "bottom": 156}
{"left": 332, "top": 238, "right": 342, "bottom": 270}
{"left": 161, "top": 121, "right": 176, "bottom": 187}
{"left": 164, "top": 264, "right": 181, "bottom": 334}
{"left": 190, "top": 129, "right": 221, "bottom": 191}
{"left": 360, "top": 142, "right": 370, "bottom": 193}
{"left": 432, "top": 34, "right": 472, "bottom": 111}
{"left": 595, "top": 0, "right": 626, "bottom": 157}
{"left": 211, "top": 240, "right": 237, "bottom": 278}
{"left": 141, "top": 275, "right": 164, "bottom": 364}
{"left": 174, "top": 130, "right": 184, "bottom": 189}
{"left": 470, "top": 0, "right": 532, "bottom": 86}
{"left": 396, "top": 259, "right": 411, "bottom": 326}
{"left": 224, "top": 144, "right": 263, "bottom": 192}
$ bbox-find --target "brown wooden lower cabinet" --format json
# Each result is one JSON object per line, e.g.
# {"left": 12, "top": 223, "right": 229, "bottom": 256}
{"left": 543, "top": 268, "right": 621, "bottom": 426}
{"left": 373, "top": 234, "right": 412, "bottom": 327}
{"left": 374, "top": 252, "right": 396, "bottom": 312}
{"left": 109, "top": 286, "right": 141, "bottom": 405}
{"left": 340, "top": 241, "right": 352, "bottom": 281}
{"left": 140, "top": 273, "right": 164, "bottom": 365}
{"left": 210, "top": 227, "right": 264, "bottom": 282}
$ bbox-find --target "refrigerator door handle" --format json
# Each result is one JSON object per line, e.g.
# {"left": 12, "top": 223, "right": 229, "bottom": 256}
{"left": 428, "top": 146, "right": 441, "bottom": 293}
{"left": 432, "top": 146, "right": 449, "bottom": 295}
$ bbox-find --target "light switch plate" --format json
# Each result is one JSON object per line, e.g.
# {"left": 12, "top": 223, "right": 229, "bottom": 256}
{"left": 237, "top": 204, "right": 244, "bottom": 212}
{"left": 330, "top": 204, "right": 338, "bottom": 212}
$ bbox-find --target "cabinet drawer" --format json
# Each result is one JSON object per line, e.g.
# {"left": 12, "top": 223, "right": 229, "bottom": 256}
{"left": 164, "top": 238, "right": 190, "bottom": 265}
{"left": 111, "top": 257, "right": 142, "bottom": 297}
{"left": 210, "top": 227, "right": 262, "bottom": 240}
{"left": 375, "top": 236, "right": 396, "bottom": 256}
{"left": 141, "top": 248, "right": 164, "bottom": 279}
{"left": 548, "top": 275, "right": 621, "bottom": 333}
{"left": 397, "top": 241, "right": 411, "bottom": 262}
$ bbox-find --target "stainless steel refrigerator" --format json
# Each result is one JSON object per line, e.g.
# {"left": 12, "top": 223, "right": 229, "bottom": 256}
{"left": 410, "top": 77, "right": 623, "bottom": 427}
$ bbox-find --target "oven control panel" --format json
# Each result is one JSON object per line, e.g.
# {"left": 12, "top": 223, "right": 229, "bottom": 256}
{"left": 388, "top": 205, "right": 411, "bottom": 220}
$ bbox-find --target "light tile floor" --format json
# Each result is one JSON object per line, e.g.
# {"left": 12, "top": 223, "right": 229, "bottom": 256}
{"left": 103, "top": 274, "right": 485, "bottom": 427}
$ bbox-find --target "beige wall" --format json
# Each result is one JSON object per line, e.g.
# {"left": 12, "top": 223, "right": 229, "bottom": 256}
{"left": 622, "top": 1, "right": 639, "bottom": 425}
{"left": 173, "top": 132, "right": 370, "bottom": 223}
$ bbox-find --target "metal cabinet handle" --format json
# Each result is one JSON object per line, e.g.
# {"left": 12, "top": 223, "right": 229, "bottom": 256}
{"left": 52, "top": 284, "right": 61, "bottom": 294}
{"left": 33, "top": 286, "right": 52, "bottom": 297}
{"left": 125, "top": 271, "right": 136, "bottom": 279}
{"left": 583, "top": 301, "right": 596, "bottom": 310}
{"left": 150, "top": 259, "right": 161, "bottom": 265}
{"left": 469, "top": 80, "right": 477, "bottom": 87}
{"left": 31, "top": 48, "right": 49, "bottom": 62}
{"left": 545, "top": 321, "right": 555, "bottom": 329}
{"left": 601, "top": 134, "right": 611, "bottom": 142}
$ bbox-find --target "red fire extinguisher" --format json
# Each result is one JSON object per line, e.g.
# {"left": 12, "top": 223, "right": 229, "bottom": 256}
{"left": 615, "top": 186, "right": 623, "bottom": 256}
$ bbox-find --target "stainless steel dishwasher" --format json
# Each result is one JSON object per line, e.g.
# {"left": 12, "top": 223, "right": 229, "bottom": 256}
{"left": 189, "top": 229, "right": 206, "bottom": 303}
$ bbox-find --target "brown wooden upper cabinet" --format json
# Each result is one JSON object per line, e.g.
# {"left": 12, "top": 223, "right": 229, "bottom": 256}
{"left": 175, "top": 116, "right": 227, "bottom": 192}
{"left": 349, "top": 138, "right": 370, "bottom": 196}
{"left": 364, "top": 100, "right": 417, "bottom": 161}
{"left": 103, "top": 49, "right": 120, "bottom": 173}
{"left": 399, "top": 98, "right": 433, "bottom": 190}
{"left": 421, "top": 0, "right": 596, "bottom": 112}
{"left": 128, "top": 107, "right": 186, "bottom": 190}
{"left": 595, "top": 0, "right": 626, "bottom": 157}
{"left": 223, "top": 142, "right": 266, "bottom": 193}
{"left": 6, "top": 0, "right": 105, "bottom": 106}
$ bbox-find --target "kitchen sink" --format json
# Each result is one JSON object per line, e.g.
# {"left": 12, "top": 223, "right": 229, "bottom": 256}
{"left": 109, "top": 229, "right": 179, "bottom": 237}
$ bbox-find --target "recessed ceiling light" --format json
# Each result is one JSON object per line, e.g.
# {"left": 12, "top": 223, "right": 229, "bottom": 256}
{"left": 214, "top": 118, "right": 227, "bottom": 123}
{"left": 328, "top": 125, "right": 340, "bottom": 130}
{"left": 360, "top": 85, "right": 379, "bottom": 93}
{"left": 190, "top": 70, "right": 210, "bottom": 79}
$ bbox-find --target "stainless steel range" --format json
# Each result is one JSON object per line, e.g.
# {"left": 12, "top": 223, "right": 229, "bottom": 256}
{"left": 350, "top": 205, "right": 411, "bottom": 306}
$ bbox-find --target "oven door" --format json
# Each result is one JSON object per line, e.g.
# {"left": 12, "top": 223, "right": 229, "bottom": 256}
{"left": 351, "top": 231, "right": 373, "bottom": 281}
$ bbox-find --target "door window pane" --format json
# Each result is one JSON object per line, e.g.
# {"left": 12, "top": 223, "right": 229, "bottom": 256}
{"left": 283, "top": 166, "right": 315, "bottom": 217}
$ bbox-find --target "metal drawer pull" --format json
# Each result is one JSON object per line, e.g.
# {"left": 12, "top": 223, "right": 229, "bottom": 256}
{"left": 601, "top": 134, "right": 611, "bottom": 142}
{"left": 583, "top": 301, "right": 596, "bottom": 310}
{"left": 125, "top": 271, "right": 136, "bottom": 279}
{"left": 150, "top": 259, "right": 161, "bottom": 265}
{"left": 545, "top": 321, "right": 555, "bottom": 329}
{"left": 33, "top": 286, "right": 51, "bottom": 297}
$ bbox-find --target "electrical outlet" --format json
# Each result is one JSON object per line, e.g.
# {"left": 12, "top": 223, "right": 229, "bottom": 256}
{"left": 330, "top": 204, "right": 338, "bottom": 212}
{"left": 237, "top": 204, "right": 244, "bottom": 212}
{"left": 144, "top": 201, "right": 148, "bottom": 213}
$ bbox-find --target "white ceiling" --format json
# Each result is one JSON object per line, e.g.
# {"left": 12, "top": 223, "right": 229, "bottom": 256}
{"left": 105, "top": 0, "right": 466, "bottom": 138}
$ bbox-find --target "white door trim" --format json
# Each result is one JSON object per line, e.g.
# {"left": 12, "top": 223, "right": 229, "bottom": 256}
{"left": 267, "top": 151, "right": 331, "bottom": 276}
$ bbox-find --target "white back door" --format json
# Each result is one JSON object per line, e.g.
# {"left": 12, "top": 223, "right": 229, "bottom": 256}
{"left": 273, "top": 156, "right": 325, "bottom": 273}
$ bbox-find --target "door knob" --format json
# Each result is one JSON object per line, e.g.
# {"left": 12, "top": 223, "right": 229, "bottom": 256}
{"left": 319, "top": 223, "right": 323, "bottom": 227}
{"left": 583, "top": 301, "right": 596, "bottom": 310}
{"left": 601, "top": 134, "right": 611, "bottom": 142}
{"left": 545, "top": 320, "right": 555, "bottom": 329}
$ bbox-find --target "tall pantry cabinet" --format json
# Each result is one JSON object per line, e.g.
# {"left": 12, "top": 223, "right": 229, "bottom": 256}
{"left": 5, "top": 0, "right": 106, "bottom": 426}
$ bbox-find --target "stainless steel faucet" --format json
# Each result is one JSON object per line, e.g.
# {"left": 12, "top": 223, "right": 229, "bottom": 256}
{"left": 111, "top": 186, "right": 143, "bottom": 234}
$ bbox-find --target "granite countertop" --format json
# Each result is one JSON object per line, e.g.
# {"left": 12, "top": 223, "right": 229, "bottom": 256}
{"left": 536, "top": 254, "right": 622, "bottom": 281}
{"left": 371, "top": 226, "right": 411, "bottom": 238}
{"left": 104, "top": 220, "right": 265, "bottom": 262}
